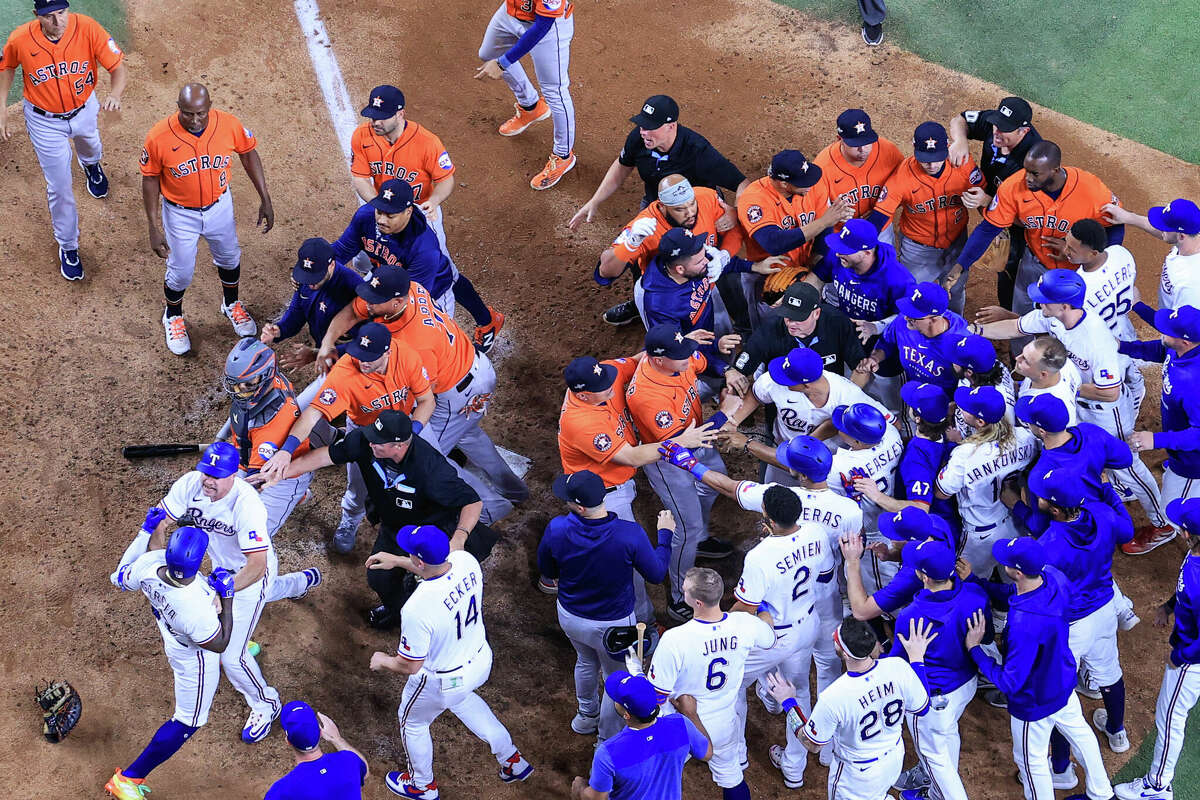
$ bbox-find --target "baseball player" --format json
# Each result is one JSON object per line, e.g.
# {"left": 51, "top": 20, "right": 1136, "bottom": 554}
{"left": 870, "top": 122, "right": 984, "bottom": 313}
{"left": 1014, "top": 336, "right": 1082, "bottom": 427}
{"left": 475, "top": 0, "right": 576, "bottom": 190}
{"left": 1114, "top": 496, "right": 1200, "bottom": 800}
{"left": 966, "top": 537, "right": 1114, "bottom": 800}
{"left": 141, "top": 83, "right": 273, "bottom": 355}
{"left": 1102, "top": 197, "right": 1200, "bottom": 311}
{"left": 104, "top": 523, "right": 233, "bottom": 800}
{"left": 266, "top": 703, "right": 369, "bottom": 799}
{"left": 947, "top": 334, "right": 1015, "bottom": 441}
{"left": 646, "top": 567, "right": 776, "bottom": 800}
{"left": 813, "top": 109, "right": 904, "bottom": 221}
{"left": 367, "top": 525, "right": 533, "bottom": 798}
{"left": 1, "top": 0, "right": 125, "bottom": 280}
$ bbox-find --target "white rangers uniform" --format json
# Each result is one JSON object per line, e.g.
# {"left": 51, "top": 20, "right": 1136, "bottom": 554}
{"left": 1159, "top": 247, "right": 1200, "bottom": 311}
{"left": 394, "top": 550, "right": 522, "bottom": 788}
{"left": 935, "top": 427, "right": 1038, "bottom": 576}
{"left": 1017, "top": 309, "right": 1167, "bottom": 526}
{"left": 1016, "top": 359, "right": 1083, "bottom": 428}
{"left": 802, "top": 656, "right": 931, "bottom": 800}
{"left": 829, "top": 425, "right": 904, "bottom": 595}
{"left": 648, "top": 612, "right": 776, "bottom": 789}
{"left": 953, "top": 371, "right": 1015, "bottom": 441}
{"left": 119, "top": 550, "right": 222, "bottom": 727}
{"left": 1077, "top": 246, "right": 1146, "bottom": 415}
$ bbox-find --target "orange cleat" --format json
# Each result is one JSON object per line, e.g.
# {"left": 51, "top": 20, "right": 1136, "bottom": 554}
{"left": 531, "top": 152, "right": 576, "bottom": 191}
{"left": 1121, "top": 524, "right": 1176, "bottom": 556}
{"left": 472, "top": 308, "right": 506, "bottom": 354}
{"left": 105, "top": 769, "right": 149, "bottom": 800}
{"left": 498, "top": 99, "right": 550, "bottom": 136}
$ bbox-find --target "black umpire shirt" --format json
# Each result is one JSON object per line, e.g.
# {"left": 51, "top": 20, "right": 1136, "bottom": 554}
{"left": 619, "top": 125, "right": 746, "bottom": 206}
{"left": 960, "top": 111, "right": 1043, "bottom": 196}
{"left": 730, "top": 305, "right": 868, "bottom": 380}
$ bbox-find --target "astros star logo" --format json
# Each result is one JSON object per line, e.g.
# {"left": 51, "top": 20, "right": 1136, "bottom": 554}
{"left": 370, "top": 276, "right": 381, "bottom": 287}
{"left": 674, "top": 332, "right": 684, "bottom": 343}
{"left": 383, "top": 189, "right": 394, "bottom": 201}
{"left": 372, "top": 96, "right": 383, "bottom": 107}
{"left": 318, "top": 301, "right": 327, "bottom": 312}
{"left": 854, "top": 121, "right": 867, "bottom": 134}
{"left": 925, "top": 138, "right": 937, "bottom": 149}
{"left": 801, "top": 161, "right": 809, "bottom": 172}
{"left": 360, "top": 335, "right": 371, "bottom": 347}
{"left": 303, "top": 258, "right": 313, "bottom": 269}
{"left": 593, "top": 363, "right": 603, "bottom": 376}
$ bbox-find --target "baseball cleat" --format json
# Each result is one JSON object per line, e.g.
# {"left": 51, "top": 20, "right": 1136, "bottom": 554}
{"left": 862, "top": 22, "right": 884, "bottom": 46}
{"left": 162, "top": 311, "right": 192, "bottom": 355}
{"left": 368, "top": 604, "right": 401, "bottom": 629}
{"left": 297, "top": 567, "right": 322, "bottom": 598}
{"left": 498, "top": 99, "right": 550, "bottom": 136}
{"left": 570, "top": 712, "right": 599, "bottom": 734}
{"left": 247, "top": 640, "right": 261, "bottom": 657}
{"left": 105, "top": 769, "right": 149, "bottom": 800}
{"left": 1051, "top": 764, "right": 1079, "bottom": 790}
{"left": 472, "top": 307, "right": 505, "bottom": 354}
{"left": 83, "top": 162, "right": 109, "bottom": 198}
{"left": 696, "top": 538, "right": 734, "bottom": 559}
{"left": 498, "top": 750, "right": 534, "bottom": 783}
{"left": 59, "top": 247, "right": 83, "bottom": 281}
{"left": 1093, "top": 707, "right": 1130, "bottom": 753}
{"left": 894, "top": 763, "right": 931, "bottom": 791}
{"left": 602, "top": 300, "right": 640, "bottom": 326}
{"left": 1114, "top": 777, "right": 1173, "bottom": 800}
{"left": 1122, "top": 524, "right": 1176, "bottom": 555}
{"left": 241, "top": 706, "right": 279, "bottom": 743}
{"left": 531, "top": 152, "right": 576, "bottom": 191}
{"left": 537, "top": 576, "right": 559, "bottom": 595}
{"left": 768, "top": 744, "right": 804, "bottom": 789}
{"left": 981, "top": 688, "right": 1008, "bottom": 708}
{"left": 386, "top": 771, "right": 440, "bottom": 799}
{"left": 332, "top": 516, "right": 360, "bottom": 553}
{"left": 221, "top": 300, "right": 258, "bottom": 337}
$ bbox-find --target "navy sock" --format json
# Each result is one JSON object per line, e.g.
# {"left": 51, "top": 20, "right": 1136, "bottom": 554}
{"left": 452, "top": 275, "right": 492, "bottom": 326}
{"left": 1049, "top": 727, "right": 1071, "bottom": 774}
{"left": 217, "top": 265, "right": 241, "bottom": 305}
{"left": 164, "top": 284, "right": 185, "bottom": 317}
{"left": 125, "top": 719, "right": 198, "bottom": 779}
{"left": 1101, "top": 678, "right": 1126, "bottom": 732}
{"left": 722, "top": 780, "right": 751, "bottom": 800}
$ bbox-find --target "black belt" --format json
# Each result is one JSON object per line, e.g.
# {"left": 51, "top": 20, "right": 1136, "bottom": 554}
{"left": 435, "top": 643, "right": 484, "bottom": 673}
{"left": 605, "top": 484, "right": 621, "bottom": 494}
{"left": 455, "top": 370, "right": 474, "bottom": 393}
{"left": 164, "top": 190, "right": 226, "bottom": 213}
{"left": 29, "top": 103, "right": 83, "bottom": 121}
{"left": 1077, "top": 399, "right": 1109, "bottom": 411}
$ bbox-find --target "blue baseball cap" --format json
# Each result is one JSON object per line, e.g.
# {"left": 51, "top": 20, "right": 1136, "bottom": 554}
{"left": 197, "top": 441, "right": 239, "bottom": 478}
{"left": 645, "top": 324, "right": 697, "bottom": 360}
{"left": 396, "top": 524, "right": 450, "bottom": 565}
{"left": 993, "top": 536, "right": 1046, "bottom": 576}
{"left": 280, "top": 701, "right": 321, "bottom": 751}
{"left": 1014, "top": 393, "right": 1069, "bottom": 433}
{"left": 768, "top": 347, "right": 824, "bottom": 386}
{"left": 878, "top": 506, "right": 952, "bottom": 543}
{"left": 552, "top": 470, "right": 607, "bottom": 507}
{"left": 1153, "top": 306, "right": 1200, "bottom": 343}
{"left": 896, "top": 282, "right": 950, "bottom": 319}
{"left": 1027, "top": 269, "right": 1086, "bottom": 307}
{"left": 564, "top": 356, "right": 618, "bottom": 393}
{"left": 913, "top": 121, "right": 949, "bottom": 163}
{"left": 835, "top": 109, "right": 878, "bottom": 147}
{"left": 1027, "top": 467, "right": 1087, "bottom": 508}
{"left": 768, "top": 150, "right": 822, "bottom": 189}
{"left": 1149, "top": 198, "right": 1200, "bottom": 236}
{"left": 954, "top": 385, "right": 1006, "bottom": 425}
{"left": 370, "top": 178, "right": 415, "bottom": 215}
{"left": 605, "top": 670, "right": 660, "bottom": 718}
{"left": 899, "top": 381, "right": 950, "bottom": 423}
{"left": 912, "top": 539, "right": 956, "bottom": 581}
{"left": 361, "top": 85, "right": 405, "bottom": 119}
{"left": 825, "top": 219, "right": 879, "bottom": 256}
{"left": 293, "top": 238, "right": 335, "bottom": 284}
{"left": 950, "top": 335, "right": 998, "bottom": 373}
{"left": 831, "top": 403, "right": 887, "bottom": 445}
{"left": 344, "top": 321, "right": 391, "bottom": 361}
{"left": 34, "top": 0, "right": 69, "bottom": 14}
{"left": 1166, "top": 497, "right": 1200, "bottom": 533}
{"left": 356, "top": 265, "right": 411, "bottom": 304}
{"left": 657, "top": 227, "right": 705, "bottom": 262}
{"left": 775, "top": 435, "right": 833, "bottom": 481}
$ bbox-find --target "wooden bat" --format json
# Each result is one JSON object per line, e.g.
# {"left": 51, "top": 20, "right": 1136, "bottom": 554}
{"left": 635, "top": 621, "right": 647, "bottom": 666}
{"left": 121, "top": 443, "right": 205, "bottom": 459}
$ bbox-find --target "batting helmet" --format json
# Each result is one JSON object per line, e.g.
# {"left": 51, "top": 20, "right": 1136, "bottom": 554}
{"left": 165, "top": 525, "right": 209, "bottom": 581}
{"left": 197, "top": 441, "right": 239, "bottom": 478}
{"left": 831, "top": 403, "right": 887, "bottom": 445}
{"left": 223, "top": 337, "right": 277, "bottom": 406}
{"left": 775, "top": 435, "right": 832, "bottom": 481}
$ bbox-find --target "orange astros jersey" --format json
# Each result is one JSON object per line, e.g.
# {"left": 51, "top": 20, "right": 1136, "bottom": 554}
{"left": 559, "top": 357, "right": 641, "bottom": 486}
{"left": 140, "top": 110, "right": 257, "bottom": 208}
{"left": 349, "top": 120, "right": 454, "bottom": 202}
{"left": 738, "top": 176, "right": 833, "bottom": 269}
{"left": 875, "top": 156, "right": 984, "bottom": 249}
{"left": 312, "top": 343, "right": 432, "bottom": 427}
{"left": 350, "top": 283, "right": 474, "bottom": 392}
{"left": 610, "top": 188, "right": 736, "bottom": 275}
{"left": 507, "top": 0, "right": 573, "bottom": 22}
{"left": 814, "top": 137, "right": 904, "bottom": 218}
{"left": 1, "top": 13, "right": 123, "bottom": 113}
{"left": 229, "top": 375, "right": 313, "bottom": 470}
{"left": 625, "top": 352, "right": 709, "bottom": 443}
{"left": 983, "top": 167, "right": 1120, "bottom": 271}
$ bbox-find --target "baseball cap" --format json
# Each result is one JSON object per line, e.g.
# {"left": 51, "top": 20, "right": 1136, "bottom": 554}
{"left": 950, "top": 335, "right": 998, "bottom": 373}
{"left": 552, "top": 470, "right": 607, "bottom": 507}
{"left": 913, "top": 121, "right": 949, "bottom": 163}
{"left": 564, "top": 356, "right": 618, "bottom": 393}
{"left": 34, "top": 0, "right": 68, "bottom": 14}
{"left": 395, "top": 524, "right": 450, "bottom": 565}
{"left": 912, "top": 540, "right": 957, "bottom": 581}
{"left": 835, "top": 109, "right": 879, "bottom": 147}
{"left": 361, "top": 85, "right": 405, "bottom": 119}
{"left": 768, "top": 347, "right": 824, "bottom": 386}
{"left": 896, "top": 282, "right": 950, "bottom": 319}
{"left": 993, "top": 536, "right": 1046, "bottom": 576}
{"left": 1014, "top": 393, "right": 1070, "bottom": 433}
{"left": 630, "top": 95, "right": 679, "bottom": 130}
{"left": 645, "top": 324, "right": 697, "bottom": 360}
{"left": 878, "top": 506, "right": 936, "bottom": 542}
{"left": 370, "top": 178, "right": 415, "bottom": 215}
{"left": 364, "top": 410, "right": 414, "bottom": 444}
{"left": 1166, "top": 496, "right": 1200, "bottom": 534}
{"left": 1027, "top": 269, "right": 1086, "bottom": 307}
{"left": 954, "top": 385, "right": 1006, "bottom": 425}
{"left": 768, "top": 150, "right": 822, "bottom": 189}
{"left": 196, "top": 441, "right": 238, "bottom": 478}
{"left": 831, "top": 403, "right": 887, "bottom": 445}
{"left": 293, "top": 238, "right": 335, "bottom": 284}
{"left": 899, "top": 381, "right": 950, "bottom": 423}
{"left": 657, "top": 227, "right": 705, "bottom": 262}
{"left": 1027, "top": 467, "right": 1087, "bottom": 509}
{"left": 1153, "top": 305, "right": 1200, "bottom": 342}
{"left": 605, "top": 670, "right": 659, "bottom": 718}
{"left": 1148, "top": 198, "right": 1200, "bottom": 236}
{"left": 981, "top": 97, "right": 1033, "bottom": 133}
{"left": 824, "top": 218, "right": 879, "bottom": 256}
{"left": 344, "top": 321, "right": 390, "bottom": 361}
{"left": 779, "top": 283, "right": 821, "bottom": 321}
{"left": 279, "top": 701, "right": 321, "bottom": 751}
{"left": 356, "top": 266, "right": 411, "bottom": 304}
{"left": 775, "top": 435, "right": 832, "bottom": 481}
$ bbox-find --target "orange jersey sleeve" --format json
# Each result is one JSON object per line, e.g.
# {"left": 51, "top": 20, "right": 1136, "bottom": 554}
{"left": 506, "top": 0, "right": 572, "bottom": 21}
{"left": 738, "top": 177, "right": 831, "bottom": 267}
{"left": 1, "top": 14, "right": 122, "bottom": 113}
{"left": 625, "top": 355, "right": 707, "bottom": 442}
{"left": 233, "top": 402, "right": 313, "bottom": 471}
{"left": 311, "top": 344, "right": 432, "bottom": 426}
{"left": 140, "top": 110, "right": 258, "bottom": 207}
{"left": 558, "top": 358, "right": 641, "bottom": 485}
{"left": 350, "top": 121, "right": 454, "bottom": 201}
{"left": 883, "top": 157, "right": 984, "bottom": 249}
{"left": 357, "top": 285, "right": 473, "bottom": 392}
{"left": 815, "top": 137, "right": 904, "bottom": 218}
{"left": 610, "top": 204, "right": 670, "bottom": 273}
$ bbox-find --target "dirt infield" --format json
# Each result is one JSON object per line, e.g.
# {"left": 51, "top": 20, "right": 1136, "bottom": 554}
{"left": 3, "top": 0, "right": 1199, "bottom": 797}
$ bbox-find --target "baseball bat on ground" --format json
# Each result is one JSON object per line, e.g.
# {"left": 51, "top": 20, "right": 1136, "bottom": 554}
{"left": 121, "top": 443, "right": 205, "bottom": 459}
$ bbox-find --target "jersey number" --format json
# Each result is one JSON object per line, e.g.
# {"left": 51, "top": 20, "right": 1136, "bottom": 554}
{"left": 858, "top": 699, "right": 905, "bottom": 740}
{"left": 1097, "top": 286, "right": 1133, "bottom": 327}
{"left": 454, "top": 595, "right": 479, "bottom": 640}
{"left": 73, "top": 72, "right": 95, "bottom": 95}
{"left": 706, "top": 658, "right": 728, "bottom": 691}
{"left": 908, "top": 480, "right": 931, "bottom": 498}
{"left": 792, "top": 565, "right": 812, "bottom": 602}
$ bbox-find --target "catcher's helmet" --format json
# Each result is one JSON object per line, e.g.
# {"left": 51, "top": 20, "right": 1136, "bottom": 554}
{"left": 197, "top": 441, "right": 239, "bottom": 478}
{"left": 831, "top": 403, "right": 887, "bottom": 445}
{"left": 775, "top": 435, "right": 832, "bottom": 481}
{"left": 223, "top": 337, "right": 277, "bottom": 405}
{"left": 166, "top": 525, "right": 209, "bottom": 581}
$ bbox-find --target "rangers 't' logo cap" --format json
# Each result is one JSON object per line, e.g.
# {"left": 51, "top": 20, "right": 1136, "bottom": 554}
{"left": 630, "top": 94, "right": 679, "bottom": 130}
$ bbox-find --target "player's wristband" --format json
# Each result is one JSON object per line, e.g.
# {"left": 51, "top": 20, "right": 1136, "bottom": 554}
{"left": 704, "top": 411, "right": 728, "bottom": 430}
{"left": 411, "top": 420, "right": 423, "bottom": 435}
{"left": 689, "top": 463, "right": 710, "bottom": 481}
{"left": 592, "top": 264, "right": 615, "bottom": 286}
{"left": 781, "top": 698, "right": 800, "bottom": 714}
{"left": 281, "top": 435, "right": 302, "bottom": 454}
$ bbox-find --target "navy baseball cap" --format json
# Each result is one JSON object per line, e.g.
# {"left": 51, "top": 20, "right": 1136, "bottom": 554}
{"left": 564, "top": 356, "right": 618, "bottom": 393}
{"left": 370, "top": 178, "right": 415, "bottom": 215}
{"left": 364, "top": 410, "right": 414, "bottom": 444}
{"left": 768, "top": 347, "right": 824, "bottom": 386}
{"left": 280, "top": 701, "right": 321, "bottom": 751}
{"left": 776, "top": 435, "right": 833, "bottom": 481}
{"left": 605, "top": 670, "right": 659, "bottom": 717}
{"left": 900, "top": 381, "right": 950, "bottom": 423}
{"left": 345, "top": 321, "right": 390, "bottom": 361}
{"left": 1153, "top": 306, "right": 1200, "bottom": 342}
{"left": 34, "top": 0, "right": 68, "bottom": 14}
{"left": 1027, "top": 467, "right": 1088, "bottom": 509}
{"left": 1027, "top": 269, "right": 1086, "bottom": 307}
{"left": 896, "top": 282, "right": 950, "bottom": 319}
{"left": 293, "top": 238, "right": 335, "bottom": 284}
{"left": 981, "top": 97, "right": 1033, "bottom": 133}
{"left": 836, "top": 109, "right": 878, "bottom": 147}
{"left": 630, "top": 95, "right": 679, "bottom": 130}
{"left": 1015, "top": 393, "right": 1070, "bottom": 433}
{"left": 779, "top": 283, "right": 821, "bottom": 321}
{"left": 657, "top": 227, "right": 705, "bottom": 262}
{"left": 357, "top": 266, "right": 411, "bottom": 304}
{"left": 552, "top": 470, "right": 607, "bottom": 507}
{"left": 993, "top": 536, "right": 1046, "bottom": 576}
{"left": 361, "top": 85, "right": 405, "bottom": 119}
{"left": 913, "top": 121, "right": 949, "bottom": 163}
{"left": 954, "top": 385, "right": 1006, "bottom": 425}
{"left": 768, "top": 150, "right": 822, "bottom": 189}
{"left": 396, "top": 524, "right": 450, "bottom": 565}
{"left": 645, "top": 324, "right": 697, "bottom": 360}
{"left": 825, "top": 219, "right": 879, "bottom": 256}
{"left": 1166, "top": 497, "right": 1200, "bottom": 533}
{"left": 1148, "top": 199, "right": 1200, "bottom": 235}
{"left": 912, "top": 540, "right": 957, "bottom": 581}
{"left": 950, "top": 334, "right": 998, "bottom": 373}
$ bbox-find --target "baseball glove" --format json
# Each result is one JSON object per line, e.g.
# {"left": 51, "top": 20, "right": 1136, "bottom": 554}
{"left": 761, "top": 263, "right": 805, "bottom": 301}
{"left": 36, "top": 680, "right": 81, "bottom": 742}
{"left": 602, "top": 625, "right": 654, "bottom": 659}
{"left": 977, "top": 228, "right": 1011, "bottom": 274}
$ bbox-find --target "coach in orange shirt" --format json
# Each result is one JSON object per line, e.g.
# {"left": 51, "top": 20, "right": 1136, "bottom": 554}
{"left": 1, "top": 0, "right": 126, "bottom": 280}
{"left": 814, "top": 109, "right": 903, "bottom": 221}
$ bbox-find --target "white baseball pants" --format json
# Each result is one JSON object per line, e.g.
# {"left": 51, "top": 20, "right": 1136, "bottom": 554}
{"left": 827, "top": 745, "right": 904, "bottom": 800}
{"left": 1010, "top": 693, "right": 1113, "bottom": 800}
{"left": 222, "top": 565, "right": 281, "bottom": 717}
{"left": 165, "top": 640, "right": 221, "bottom": 728}
{"left": 1146, "top": 660, "right": 1200, "bottom": 789}
{"left": 23, "top": 94, "right": 102, "bottom": 251}
{"left": 1068, "top": 598, "right": 1123, "bottom": 688}
{"left": 160, "top": 190, "right": 241, "bottom": 292}
{"left": 908, "top": 677, "right": 976, "bottom": 800}
{"left": 1161, "top": 464, "right": 1200, "bottom": 511}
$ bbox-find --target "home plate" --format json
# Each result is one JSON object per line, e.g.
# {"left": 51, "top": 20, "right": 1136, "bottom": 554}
{"left": 464, "top": 446, "right": 532, "bottom": 488}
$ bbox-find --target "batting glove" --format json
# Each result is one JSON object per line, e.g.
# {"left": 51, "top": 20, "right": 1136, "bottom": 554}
{"left": 207, "top": 568, "right": 236, "bottom": 599}
{"left": 624, "top": 648, "right": 644, "bottom": 676}
{"left": 704, "top": 245, "right": 732, "bottom": 280}
{"left": 628, "top": 216, "right": 658, "bottom": 243}
{"left": 141, "top": 507, "right": 168, "bottom": 533}
{"left": 659, "top": 442, "right": 709, "bottom": 480}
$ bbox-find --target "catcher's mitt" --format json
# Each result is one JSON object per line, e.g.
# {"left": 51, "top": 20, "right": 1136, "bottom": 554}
{"left": 761, "top": 263, "right": 805, "bottom": 303}
{"left": 602, "top": 625, "right": 654, "bottom": 659}
{"left": 36, "top": 680, "right": 81, "bottom": 743}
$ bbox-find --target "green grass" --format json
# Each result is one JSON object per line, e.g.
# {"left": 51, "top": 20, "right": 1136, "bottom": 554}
{"left": 775, "top": 0, "right": 1200, "bottom": 163}
{"left": 1113, "top": 691, "right": 1200, "bottom": 790}
{"left": 2, "top": 0, "right": 127, "bottom": 104}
